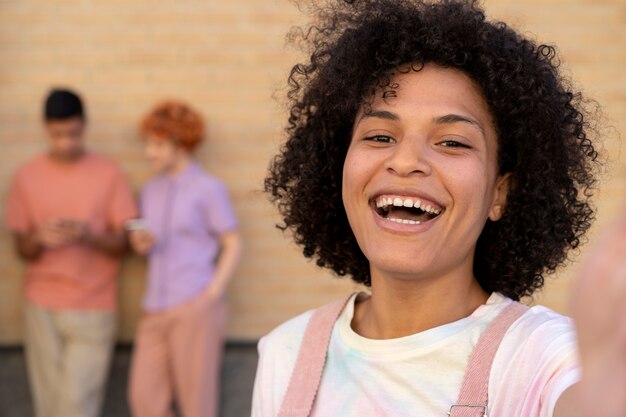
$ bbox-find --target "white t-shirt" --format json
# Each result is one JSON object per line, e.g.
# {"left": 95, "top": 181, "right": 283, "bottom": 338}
{"left": 251, "top": 292, "right": 580, "bottom": 417}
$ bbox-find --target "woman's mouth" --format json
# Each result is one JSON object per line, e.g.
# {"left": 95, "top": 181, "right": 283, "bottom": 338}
{"left": 372, "top": 195, "right": 443, "bottom": 225}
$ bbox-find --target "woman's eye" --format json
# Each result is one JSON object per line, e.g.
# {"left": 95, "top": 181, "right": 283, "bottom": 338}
{"left": 439, "top": 139, "right": 471, "bottom": 148}
{"left": 364, "top": 135, "right": 395, "bottom": 143}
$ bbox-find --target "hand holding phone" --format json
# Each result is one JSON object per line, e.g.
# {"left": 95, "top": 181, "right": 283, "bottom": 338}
{"left": 126, "top": 219, "right": 155, "bottom": 255}
{"left": 38, "top": 218, "right": 83, "bottom": 248}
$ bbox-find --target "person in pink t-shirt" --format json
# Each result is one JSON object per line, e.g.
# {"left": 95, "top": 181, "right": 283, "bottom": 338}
{"left": 252, "top": 2, "right": 626, "bottom": 417}
{"left": 4, "top": 88, "right": 138, "bottom": 417}
{"left": 127, "top": 100, "right": 242, "bottom": 417}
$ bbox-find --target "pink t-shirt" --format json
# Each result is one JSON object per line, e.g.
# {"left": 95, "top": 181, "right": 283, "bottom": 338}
{"left": 4, "top": 153, "right": 138, "bottom": 311}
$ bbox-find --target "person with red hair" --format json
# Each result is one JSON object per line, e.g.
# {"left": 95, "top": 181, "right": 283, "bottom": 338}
{"left": 127, "top": 100, "right": 241, "bottom": 417}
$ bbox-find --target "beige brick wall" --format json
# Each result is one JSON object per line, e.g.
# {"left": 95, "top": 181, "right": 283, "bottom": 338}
{"left": 0, "top": 0, "right": 624, "bottom": 344}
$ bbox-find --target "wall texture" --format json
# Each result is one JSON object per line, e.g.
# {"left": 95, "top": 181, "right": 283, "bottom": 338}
{"left": 0, "top": 0, "right": 624, "bottom": 344}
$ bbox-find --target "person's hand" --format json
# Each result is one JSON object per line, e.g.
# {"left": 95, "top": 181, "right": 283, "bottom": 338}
{"left": 129, "top": 230, "right": 156, "bottom": 255}
{"left": 202, "top": 282, "right": 225, "bottom": 303}
{"left": 36, "top": 219, "right": 74, "bottom": 248}
{"left": 570, "top": 207, "right": 626, "bottom": 417}
{"left": 60, "top": 219, "right": 90, "bottom": 244}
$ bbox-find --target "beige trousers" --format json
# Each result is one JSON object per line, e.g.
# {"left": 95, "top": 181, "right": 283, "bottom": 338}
{"left": 24, "top": 302, "right": 116, "bottom": 417}
{"left": 128, "top": 294, "right": 227, "bottom": 417}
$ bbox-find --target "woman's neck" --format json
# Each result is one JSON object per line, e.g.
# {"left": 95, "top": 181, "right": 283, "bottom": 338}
{"left": 166, "top": 153, "right": 192, "bottom": 176}
{"left": 352, "top": 268, "right": 489, "bottom": 340}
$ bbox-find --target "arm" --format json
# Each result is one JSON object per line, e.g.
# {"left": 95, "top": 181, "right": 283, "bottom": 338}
{"left": 554, "top": 385, "right": 582, "bottom": 417}
{"left": 6, "top": 173, "right": 45, "bottom": 261}
{"left": 204, "top": 230, "right": 242, "bottom": 299}
{"left": 52, "top": 219, "right": 129, "bottom": 257}
{"left": 554, "top": 205, "right": 626, "bottom": 417}
{"left": 80, "top": 226, "right": 129, "bottom": 256}
{"left": 12, "top": 219, "right": 79, "bottom": 261}
{"left": 14, "top": 220, "right": 128, "bottom": 259}
{"left": 129, "top": 229, "right": 156, "bottom": 256}
{"left": 13, "top": 231, "right": 44, "bottom": 261}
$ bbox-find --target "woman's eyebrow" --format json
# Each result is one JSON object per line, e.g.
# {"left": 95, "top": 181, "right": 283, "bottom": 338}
{"left": 357, "top": 110, "right": 399, "bottom": 123}
{"left": 434, "top": 113, "right": 485, "bottom": 136}
{"left": 356, "top": 111, "right": 486, "bottom": 137}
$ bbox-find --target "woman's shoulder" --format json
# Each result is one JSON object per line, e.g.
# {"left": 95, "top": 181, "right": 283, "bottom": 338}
{"left": 259, "top": 293, "right": 356, "bottom": 356}
{"left": 489, "top": 300, "right": 579, "bottom": 415}
{"left": 511, "top": 302, "right": 575, "bottom": 340}
{"left": 503, "top": 302, "right": 578, "bottom": 365}
{"left": 253, "top": 308, "right": 317, "bottom": 412}
{"left": 259, "top": 308, "right": 316, "bottom": 358}
{"left": 486, "top": 293, "right": 574, "bottom": 338}
{"left": 190, "top": 167, "right": 230, "bottom": 193}
{"left": 492, "top": 297, "right": 577, "bottom": 358}
{"left": 140, "top": 175, "right": 164, "bottom": 195}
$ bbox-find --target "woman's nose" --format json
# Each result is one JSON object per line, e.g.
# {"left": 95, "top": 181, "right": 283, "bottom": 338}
{"left": 384, "top": 137, "right": 432, "bottom": 177}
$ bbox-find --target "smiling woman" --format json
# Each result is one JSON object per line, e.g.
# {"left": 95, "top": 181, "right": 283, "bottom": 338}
{"left": 343, "top": 66, "right": 508, "bottom": 296}
{"left": 264, "top": 0, "right": 598, "bottom": 299}
{"left": 252, "top": 1, "right": 624, "bottom": 417}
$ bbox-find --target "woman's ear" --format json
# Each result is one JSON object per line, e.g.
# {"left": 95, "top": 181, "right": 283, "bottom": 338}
{"left": 489, "top": 173, "right": 511, "bottom": 221}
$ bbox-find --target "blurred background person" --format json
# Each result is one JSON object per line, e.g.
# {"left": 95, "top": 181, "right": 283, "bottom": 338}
{"left": 3, "top": 88, "right": 138, "bottom": 417}
{"left": 127, "top": 100, "right": 242, "bottom": 417}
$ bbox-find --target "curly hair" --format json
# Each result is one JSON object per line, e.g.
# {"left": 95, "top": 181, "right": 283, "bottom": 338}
{"left": 141, "top": 100, "right": 205, "bottom": 152}
{"left": 265, "top": 0, "right": 600, "bottom": 300}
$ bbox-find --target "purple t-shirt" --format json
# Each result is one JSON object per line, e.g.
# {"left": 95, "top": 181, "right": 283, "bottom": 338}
{"left": 140, "top": 162, "right": 238, "bottom": 311}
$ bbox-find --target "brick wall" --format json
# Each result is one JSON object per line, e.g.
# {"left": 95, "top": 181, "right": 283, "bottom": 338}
{"left": 0, "top": 0, "right": 624, "bottom": 344}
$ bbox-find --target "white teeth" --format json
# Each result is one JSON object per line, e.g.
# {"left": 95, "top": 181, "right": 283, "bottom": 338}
{"left": 388, "top": 217, "right": 421, "bottom": 225}
{"left": 375, "top": 195, "right": 442, "bottom": 215}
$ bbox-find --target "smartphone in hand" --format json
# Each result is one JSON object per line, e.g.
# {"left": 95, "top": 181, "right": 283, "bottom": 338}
{"left": 126, "top": 218, "right": 149, "bottom": 233}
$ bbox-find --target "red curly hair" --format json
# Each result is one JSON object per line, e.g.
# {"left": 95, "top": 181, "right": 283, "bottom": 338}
{"left": 141, "top": 100, "right": 205, "bottom": 152}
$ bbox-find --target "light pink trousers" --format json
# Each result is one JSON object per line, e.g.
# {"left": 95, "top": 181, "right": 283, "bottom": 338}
{"left": 128, "top": 294, "right": 227, "bottom": 417}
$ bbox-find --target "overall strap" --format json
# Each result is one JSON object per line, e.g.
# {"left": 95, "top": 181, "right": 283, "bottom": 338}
{"left": 278, "top": 293, "right": 355, "bottom": 417}
{"left": 448, "top": 301, "right": 529, "bottom": 417}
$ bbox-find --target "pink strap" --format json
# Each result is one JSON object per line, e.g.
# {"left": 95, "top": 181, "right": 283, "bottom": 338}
{"left": 278, "top": 295, "right": 528, "bottom": 417}
{"left": 277, "top": 293, "right": 354, "bottom": 417}
{"left": 448, "top": 301, "right": 529, "bottom": 417}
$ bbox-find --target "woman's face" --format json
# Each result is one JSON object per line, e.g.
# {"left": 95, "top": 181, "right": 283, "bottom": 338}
{"left": 342, "top": 64, "right": 509, "bottom": 283}
{"left": 144, "top": 134, "right": 180, "bottom": 174}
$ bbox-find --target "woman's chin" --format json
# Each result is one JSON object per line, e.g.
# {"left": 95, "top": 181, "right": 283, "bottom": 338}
{"left": 368, "top": 258, "right": 435, "bottom": 282}
{"left": 149, "top": 163, "right": 167, "bottom": 174}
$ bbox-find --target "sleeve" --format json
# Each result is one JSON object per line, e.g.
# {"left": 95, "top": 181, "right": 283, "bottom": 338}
{"left": 541, "top": 367, "right": 580, "bottom": 416}
{"left": 107, "top": 168, "right": 139, "bottom": 231}
{"left": 4, "top": 172, "right": 32, "bottom": 233}
{"left": 203, "top": 179, "right": 238, "bottom": 235}
{"left": 489, "top": 310, "right": 581, "bottom": 417}
{"left": 251, "top": 336, "right": 277, "bottom": 417}
{"left": 251, "top": 311, "right": 315, "bottom": 417}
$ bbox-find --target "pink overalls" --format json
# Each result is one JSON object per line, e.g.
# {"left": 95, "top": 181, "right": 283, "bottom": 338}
{"left": 277, "top": 293, "right": 528, "bottom": 417}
